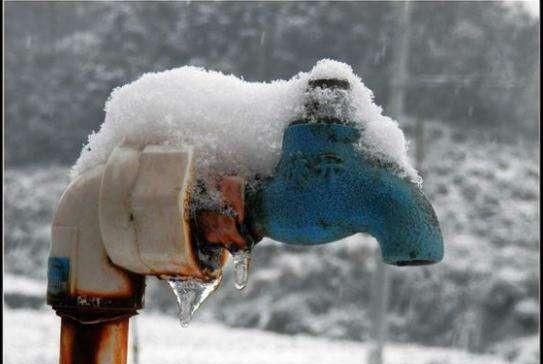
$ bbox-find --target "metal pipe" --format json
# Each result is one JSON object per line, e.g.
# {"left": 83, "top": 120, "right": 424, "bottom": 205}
{"left": 59, "top": 317, "right": 129, "bottom": 364}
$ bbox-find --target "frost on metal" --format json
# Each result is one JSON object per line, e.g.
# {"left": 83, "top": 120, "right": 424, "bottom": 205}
{"left": 72, "top": 59, "right": 421, "bottom": 208}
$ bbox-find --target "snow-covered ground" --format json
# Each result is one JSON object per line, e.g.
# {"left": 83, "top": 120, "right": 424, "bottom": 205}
{"left": 3, "top": 273, "right": 46, "bottom": 297}
{"left": 3, "top": 307, "right": 515, "bottom": 364}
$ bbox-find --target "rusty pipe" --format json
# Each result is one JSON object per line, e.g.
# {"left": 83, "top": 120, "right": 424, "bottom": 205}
{"left": 59, "top": 317, "right": 129, "bottom": 364}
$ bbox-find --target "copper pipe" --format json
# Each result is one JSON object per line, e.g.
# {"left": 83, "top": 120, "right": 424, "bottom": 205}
{"left": 59, "top": 317, "right": 129, "bottom": 364}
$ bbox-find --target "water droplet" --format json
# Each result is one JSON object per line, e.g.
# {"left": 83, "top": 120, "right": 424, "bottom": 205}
{"left": 166, "top": 276, "right": 221, "bottom": 327}
{"left": 232, "top": 249, "right": 252, "bottom": 290}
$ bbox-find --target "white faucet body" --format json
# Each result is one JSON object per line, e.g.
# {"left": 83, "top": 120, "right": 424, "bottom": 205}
{"left": 47, "top": 143, "right": 221, "bottom": 321}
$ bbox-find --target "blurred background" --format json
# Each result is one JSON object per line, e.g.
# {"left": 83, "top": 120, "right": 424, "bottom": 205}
{"left": 3, "top": 1, "right": 540, "bottom": 364}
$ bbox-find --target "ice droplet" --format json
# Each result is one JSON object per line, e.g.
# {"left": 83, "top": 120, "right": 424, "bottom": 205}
{"left": 232, "top": 249, "right": 252, "bottom": 290}
{"left": 166, "top": 276, "right": 221, "bottom": 327}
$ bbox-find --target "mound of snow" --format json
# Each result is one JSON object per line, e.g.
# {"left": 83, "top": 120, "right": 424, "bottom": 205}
{"left": 72, "top": 59, "right": 420, "bottom": 192}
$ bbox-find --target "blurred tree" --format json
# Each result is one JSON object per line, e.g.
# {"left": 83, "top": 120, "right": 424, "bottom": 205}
{"left": 407, "top": 2, "right": 539, "bottom": 136}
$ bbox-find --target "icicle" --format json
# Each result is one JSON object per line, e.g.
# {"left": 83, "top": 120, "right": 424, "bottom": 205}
{"left": 166, "top": 276, "right": 221, "bottom": 327}
{"left": 232, "top": 249, "right": 252, "bottom": 290}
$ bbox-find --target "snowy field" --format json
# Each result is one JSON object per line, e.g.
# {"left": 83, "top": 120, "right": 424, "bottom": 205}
{"left": 4, "top": 307, "right": 516, "bottom": 364}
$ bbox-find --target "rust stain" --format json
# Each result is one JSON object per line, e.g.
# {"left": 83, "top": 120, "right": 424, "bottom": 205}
{"left": 177, "top": 175, "right": 254, "bottom": 281}
{"left": 182, "top": 178, "right": 228, "bottom": 280}
{"left": 218, "top": 176, "right": 246, "bottom": 224}
{"left": 196, "top": 176, "right": 251, "bottom": 253}
{"left": 183, "top": 178, "right": 205, "bottom": 273}
{"left": 197, "top": 212, "right": 247, "bottom": 251}
{"left": 60, "top": 316, "right": 129, "bottom": 364}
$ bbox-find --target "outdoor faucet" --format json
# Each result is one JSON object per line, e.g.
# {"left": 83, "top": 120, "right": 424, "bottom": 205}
{"left": 46, "top": 74, "right": 443, "bottom": 364}
{"left": 244, "top": 78, "right": 444, "bottom": 265}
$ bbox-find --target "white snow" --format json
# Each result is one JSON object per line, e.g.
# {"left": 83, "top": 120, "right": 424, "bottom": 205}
{"left": 3, "top": 307, "right": 513, "bottom": 364}
{"left": 72, "top": 59, "right": 421, "bottom": 196}
{"left": 3, "top": 273, "right": 45, "bottom": 297}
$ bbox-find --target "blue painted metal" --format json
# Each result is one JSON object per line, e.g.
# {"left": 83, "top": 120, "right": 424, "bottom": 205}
{"left": 248, "top": 122, "right": 444, "bottom": 265}
{"left": 47, "top": 256, "right": 70, "bottom": 296}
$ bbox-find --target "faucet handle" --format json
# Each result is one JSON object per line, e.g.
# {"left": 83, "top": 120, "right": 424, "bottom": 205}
{"left": 303, "top": 77, "right": 353, "bottom": 124}
{"left": 307, "top": 78, "right": 350, "bottom": 90}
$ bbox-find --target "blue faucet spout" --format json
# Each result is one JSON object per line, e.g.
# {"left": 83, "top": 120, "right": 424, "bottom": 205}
{"left": 246, "top": 122, "right": 444, "bottom": 266}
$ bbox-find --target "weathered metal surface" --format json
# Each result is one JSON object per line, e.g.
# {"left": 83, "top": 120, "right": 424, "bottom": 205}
{"left": 47, "top": 165, "right": 146, "bottom": 322}
{"left": 197, "top": 211, "right": 246, "bottom": 251}
{"left": 307, "top": 78, "right": 351, "bottom": 90}
{"left": 49, "top": 273, "right": 144, "bottom": 324}
{"left": 246, "top": 122, "right": 444, "bottom": 265}
{"left": 60, "top": 316, "right": 129, "bottom": 364}
{"left": 48, "top": 143, "right": 231, "bottom": 324}
{"left": 184, "top": 180, "right": 229, "bottom": 279}
{"left": 100, "top": 143, "right": 202, "bottom": 277}
{"left": 97, "top": 143, "right": 228, "bottom": 281}
{"left": 195, "top": 176, "right": 251, "bottom": 253}
{"left": 49, "top": 166, "right": 138, "bottom": 297}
